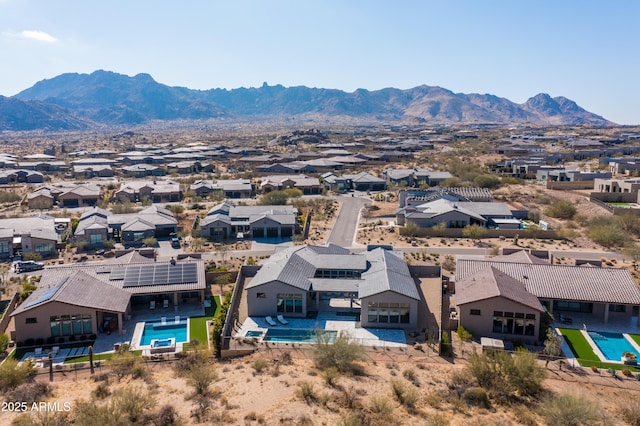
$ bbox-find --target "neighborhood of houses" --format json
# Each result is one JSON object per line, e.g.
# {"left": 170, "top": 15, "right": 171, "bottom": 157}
{"left": 2, "top": 126, "right": 640, "bottom": 371}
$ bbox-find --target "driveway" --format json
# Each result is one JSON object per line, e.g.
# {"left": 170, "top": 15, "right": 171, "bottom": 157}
{"left": 327, "top": 195, "right": 371, "bottom": 248}
{"left": 156, "top": 240, "right": 183, "bottom": 260}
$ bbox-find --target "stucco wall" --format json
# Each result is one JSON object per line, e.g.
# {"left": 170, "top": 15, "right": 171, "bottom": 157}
{"left": 13, "top": 301, "right": 99, "bottom": 343}
{"left": 360, "top": 291, "right": 418, "bottom": 329}
{"left": 246, "top": 281, "right": 307, "bottom": 318}
{"left": 457, "top": 296, "right": 541, "bottom": 343}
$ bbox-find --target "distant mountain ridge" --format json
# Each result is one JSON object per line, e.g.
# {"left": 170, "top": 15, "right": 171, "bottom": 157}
{"left": 5, "top": 70, "right": 613, "bottom": 130}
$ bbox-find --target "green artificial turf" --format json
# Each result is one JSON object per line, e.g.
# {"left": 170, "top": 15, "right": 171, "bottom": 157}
{"left": 559, "top": 328, "right": 640, "bottom": 371}
{"left": 188, "top": 295, "right": 221, "bottom": 348}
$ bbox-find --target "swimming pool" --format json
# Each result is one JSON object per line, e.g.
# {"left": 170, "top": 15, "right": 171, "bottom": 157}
{"left": 587, "top": 331, "right": 640, "bottom": 361}
{"left": 262, "top": 328, "right": 337, "bottom": 343}
{"left": 139, "top": 318, "right": 188, "bottom": 346}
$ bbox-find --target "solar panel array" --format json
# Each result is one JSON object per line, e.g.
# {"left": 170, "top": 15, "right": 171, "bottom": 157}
{"left": 110, "top": 267, "right": 126, "bottom": 280}
{"left": 122, "top": 263, "right": 198, "bottom": 288}
{"left": 23, "top": 278, "right": 68, "bottom": 309}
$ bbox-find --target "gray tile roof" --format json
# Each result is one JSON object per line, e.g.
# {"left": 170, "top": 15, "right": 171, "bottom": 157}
{"left": 488, "top": 251, "right": 549, "bottom": 265}
{"left": 454, "top": 266, "right": 544, "bottom": 311}
{"left": 360, "top": 249, "right": 420, "bottom": 300}
{"left": 12, "top": 270, "right": 132, "bottom": 316}
{"left": 247, "top": 245, "right": 420, "bottom": 301}
{"left": 456, "top": 259, "right": 640, "bottom": 305}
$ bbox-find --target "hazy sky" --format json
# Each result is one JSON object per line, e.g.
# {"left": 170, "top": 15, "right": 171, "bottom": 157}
{"left": 1, "top": 1, "right": 638, "bottom": 124}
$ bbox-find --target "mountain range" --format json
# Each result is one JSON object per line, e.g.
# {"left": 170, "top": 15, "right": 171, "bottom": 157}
{"left": 0, "top": 70, "right": 613, "bottom": 131}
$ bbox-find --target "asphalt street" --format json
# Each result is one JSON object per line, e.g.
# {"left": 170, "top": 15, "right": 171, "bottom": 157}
{"left": 327, "top": 195, "right": 371, "bottom": 248}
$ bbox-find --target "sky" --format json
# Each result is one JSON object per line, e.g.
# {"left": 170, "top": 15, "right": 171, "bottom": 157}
{"left": 0, "top": 0, "right": 638, "bottom": 124}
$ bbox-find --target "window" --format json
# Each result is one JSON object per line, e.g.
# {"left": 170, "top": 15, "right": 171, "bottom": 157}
{"left": 470, "top": 309, "right": 481, "bottom": 316}
{"left": 609, "top": 304, "right": 626, "bottom": 313}
{"left": 368, "top": 302, "right": 411, "bottom": 324}
{"left": 256, "top": 293, "right": 266, "bottom": 298}
{"left": 50, "top": 313, "right": 92, "bottom": 337}
{"left": 553, "top": 301, "right": 593, "bottom": 313}
{"left": 26, "top": 317, "right": 37, "bottom": 324}
{"left": 492, "top": 311, "right": 536, "bottom": 336}
{"left": 90, "top": 234, "right": 103, "bottom": 245}
{"left": 35, "top": 243, "right": 55, "bottom": 255}
{"left": 0, "top": 241, "right": 9, "bottom": 255}
{"left": 276, "top": 293, "right": 303, "bottom": 313}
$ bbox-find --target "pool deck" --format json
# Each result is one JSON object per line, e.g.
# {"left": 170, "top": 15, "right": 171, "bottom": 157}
{"left": 92, "top": 304, "right": 203, "bottom": 354}
{"left": 236, "top": 311, "right": 406, "bottom": 347}
{"left": 130, "top": 317, "right": 189, "bottom": 351}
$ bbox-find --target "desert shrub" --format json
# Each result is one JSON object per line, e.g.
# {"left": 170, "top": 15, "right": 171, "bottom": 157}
{"left": 587, "top": 216, "right": 627, "bottom": 247}
{"left": 456, "top": 325, "right": 473, "bottom": 342}
{"left": 107, "top": 349, "right": 141, "bottom": 380}
{"left": 0, "top": 333, "right": 9, "bottom": 354}
{"left": 112, "top": 386, "right": 156, "bottom": 424}
{"left": 212, "top": 290, "right": 232, "bottom": 357}
{"left": 467, "top": 349, "right": 545, "bottom": 398}
{"left": 339, "top": 386, "right": 360, "bottom": 410}
{"left": 153, "top": 404, "right": 182, "bottom": 426}
{"left": 0, "top": 358, "right": 36, "bottom": 392}
{"left": 313, "top": 331, "right": 364, "bottom": 373}
{"left": 92, "top": 381, "right": 111, "bottom": 400}
{"left": 539, "top": 392, "right": 604, "bottom": 426}
{"left": 545, "top": 199, "right": 576, "bottom": 219}
{"left": 402, "top": 368, "right": 419, "bottom": 386}
{"left": 6, "top": 382, "right": 51, "bottom": 404}
{"left": 74, "top": 399, "right": 127, "bottom": 426}
{"left": 390, "top": 379, "right": 419, "bottom": 412}
{"left": 474, "top": 174, "right": 502, "bottom": 189}
{"left": 251, "top": 357, "right": 268, "bottom": 374}
{"left": 323, "top": 366, "right": 340, "bottom": 387}
{"left": 297, "top": 380, "right": 318, "bottom": 404}
{"left": 185, "top": 361, "right": 218, "bottom": 397}
{"left": 369, "top": 395, "right": 393, "bottom": 415}
{"left": 462, "top": 386, "right": 490, "bottom": 408}
{"left": 462, "top": 224, "right": 487, "bottom": 240}
{"left": 426, "top": 413, "right": 449, "bottom": 426}
{"left": 618, "top": 395, "right": 640, "bottom": 426}
{"left": 11, "top": 411, "right": 71, "bottom": 426}
{"left": 280, "top": 351, "right": 293, "bottom": 365}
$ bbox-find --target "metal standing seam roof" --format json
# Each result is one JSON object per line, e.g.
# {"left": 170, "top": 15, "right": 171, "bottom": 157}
{"left": 454, "top": 266, "right": 544, "bottom": 312}
{"left": 456, "top": 259, "right": 640, "bottom": 305}
{"left": 360, "top": 249, "right": 421, "bottom": 300}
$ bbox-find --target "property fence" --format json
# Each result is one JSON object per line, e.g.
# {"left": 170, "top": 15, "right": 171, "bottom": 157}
{"left": 399, "top": 227, "right": 560, "bottom": 240}
{"left": 0, "top": 291, "right": 20, "bottom": 336}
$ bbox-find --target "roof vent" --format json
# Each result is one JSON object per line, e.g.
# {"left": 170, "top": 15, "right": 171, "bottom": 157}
{"left": 523, "top": 275, "right": 528, "bottom": 279}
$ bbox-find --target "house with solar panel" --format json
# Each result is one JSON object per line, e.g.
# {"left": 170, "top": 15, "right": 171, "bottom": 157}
{"left": 451, "top": 251, "right": 640, "bottom": 343}
{"left": 245, "top": 244, "right": 429, "bottom": 329}
{"left": 10, "top": 257, "right": 206, "bottom": 345}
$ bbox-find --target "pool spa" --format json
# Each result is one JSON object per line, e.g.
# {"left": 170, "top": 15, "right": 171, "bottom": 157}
{"left": 587, "top": 331, "right": 640, "bottom": 362}
{"left": 262, "top": 328, "right": 337, "bottom": 343}
{"left": 139, "top": 318, "right": 188, "bottom": 347}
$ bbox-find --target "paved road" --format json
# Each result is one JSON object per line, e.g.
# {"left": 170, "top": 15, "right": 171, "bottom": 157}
{"left": 327, "top": 195, "right": 371, "bottom": 248}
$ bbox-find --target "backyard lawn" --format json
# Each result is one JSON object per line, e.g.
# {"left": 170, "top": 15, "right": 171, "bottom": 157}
{"left": 189, "top": 295, "right": 221, "bottom": 348}
{"left": 559, "top": 328, "right": 640, "bottom": 371}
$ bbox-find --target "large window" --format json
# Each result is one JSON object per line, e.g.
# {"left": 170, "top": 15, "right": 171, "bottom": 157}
{"left": 367, "top": 302, "right": 410, "bottom": 324}
{"left": 90, "top": 234, "right": 103, "bottom": 245}
{"left": 50, "top": 314, "right": 92, "bottom": 337}
{"left": 492, "top": 311, "right": 535, "bottom": 336}
{"left": 276, "top": 293, "right": 303, "bottom": 313}
{"left": 553, "top": 301, "right": 593, "bottom": 313}
{"left": 0, "top": 241, "right": 9, "bottom": 255}
{"left": 35, "top": 243, "right": 55, "bottom": 255}
{"left": 314, "top": 269, "right": 361, "bottom": 279}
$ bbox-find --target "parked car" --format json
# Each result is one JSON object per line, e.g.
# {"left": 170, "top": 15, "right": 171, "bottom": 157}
{"left": 171, "top": 237, "right": 181, "bottom": 248}
{"left": 14, "top": 260, "right": 45, "bottom": 273}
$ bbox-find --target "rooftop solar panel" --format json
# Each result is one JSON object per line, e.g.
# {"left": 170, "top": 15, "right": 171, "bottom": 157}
{"left": 122, "top": 263, "right": 199, "bottom": 288}
{"left": 110, "top": 267, "right": 126, "bottom": 280}
{"left": 23, "top": 278, "right": 68, "bottom": 309}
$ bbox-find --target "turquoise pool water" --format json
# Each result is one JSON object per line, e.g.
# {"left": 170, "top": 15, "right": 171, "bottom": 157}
{"left": 263, "top": 328, "right": 337, "bottom": 343}
{"left": 140, "top": 319, "right": 188, "bottom": 346}
{"left": 587, "top": 331, "right": 640, "bottom": 361}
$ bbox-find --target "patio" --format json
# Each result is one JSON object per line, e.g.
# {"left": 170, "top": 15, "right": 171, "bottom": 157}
{"left": 235, "top": 310, "right": 406, "bottom": 348}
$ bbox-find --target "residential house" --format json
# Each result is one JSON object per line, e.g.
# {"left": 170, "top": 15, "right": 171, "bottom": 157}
{"left": 199, "top": 203, "right": 297, "bottom": 240}
{"left": 10, "top": 258, "right": 206, "bottom": 344}
{"left": 115, "top": 180, "right": 181, "bottom": 203}
{"left": 245, "top": 244, "right": 421, "bottom": 329}
{"left": 121, "top": 164, "right": 166, "bottom": 178}
{"left": 259, "top": 175, "right": 322, "bottom": 195}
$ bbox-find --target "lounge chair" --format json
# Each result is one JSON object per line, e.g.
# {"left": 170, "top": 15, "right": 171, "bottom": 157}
{"left": 175, "top": 315, "right": 180, "bottom": 324}
{"left": 161, "top": 317, "right": 167, "bottom": 325}
{"left": 34, "top": 347, "right": 43, "bottom": 357}
{"left": 150, "top": 300, "right": 156, "bottom": 310}
{"left": 265, "top": 316, "right": 277, "bottom": 326}
{"left": 51, "top": 346, "right": 59, "bottom": 356}
{"left": 277, "top": 315, "right": 288, "bottom": 325}
{"left": 163, "top": 299, "right": 169, "bottom": 308}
